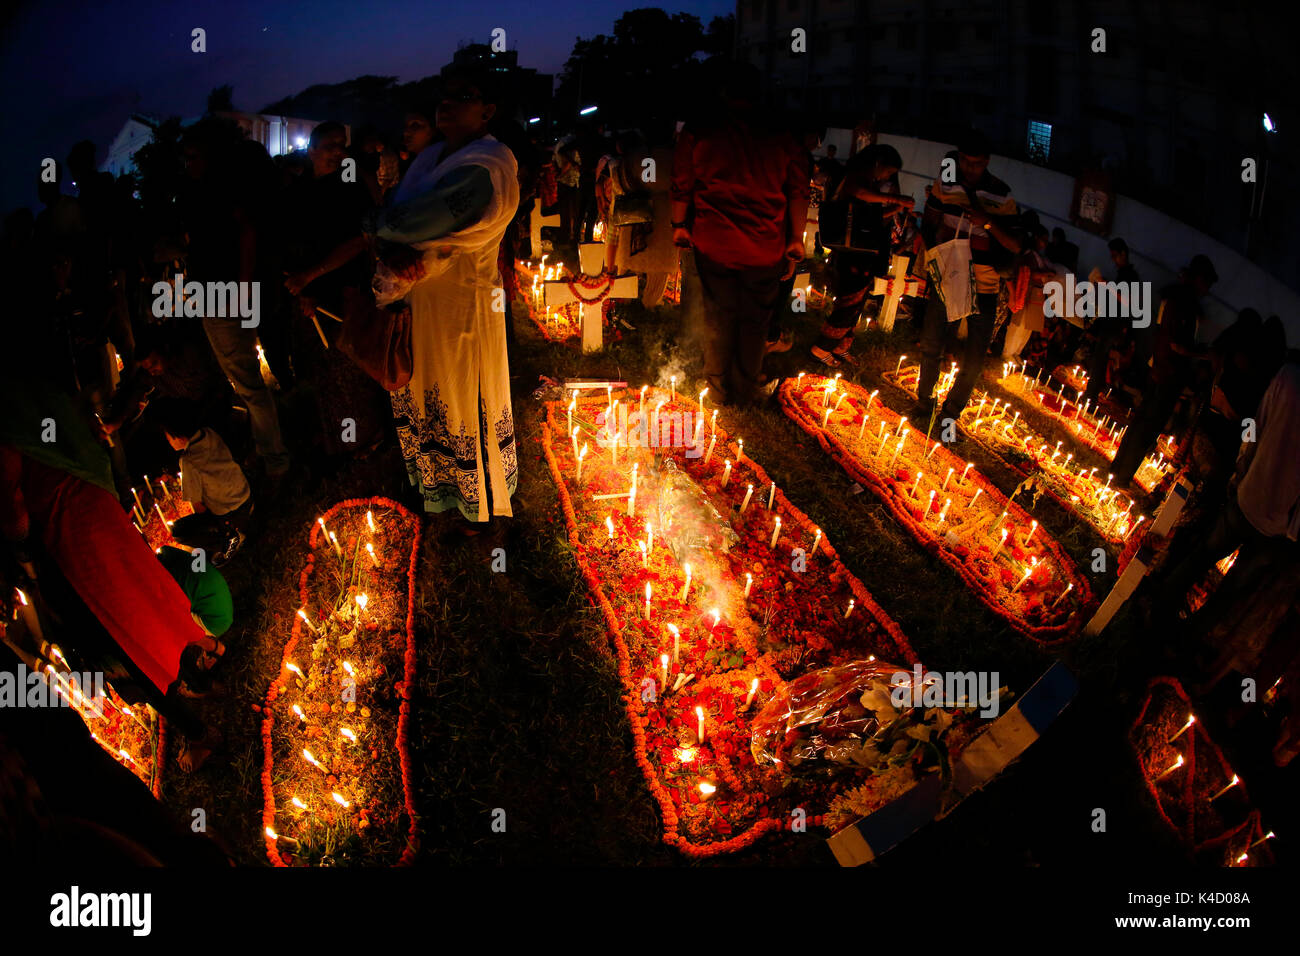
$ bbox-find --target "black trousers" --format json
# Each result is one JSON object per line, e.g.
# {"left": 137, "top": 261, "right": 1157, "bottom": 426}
{"left": 694, "top": 250, "right": 784, "bottom": 407}
{"left": 1112, "top": 376, "right": 1181, "bottom": 484}
{"left": 917, "top": 289, "right": 999, "bottom": 417}
{"left": 170, "top": 498, "right": 252, "bottom": 555}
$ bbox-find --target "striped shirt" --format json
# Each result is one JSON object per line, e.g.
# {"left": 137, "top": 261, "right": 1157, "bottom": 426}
{"left": 922, "top": 161, "right": 1018, "bottom": 294}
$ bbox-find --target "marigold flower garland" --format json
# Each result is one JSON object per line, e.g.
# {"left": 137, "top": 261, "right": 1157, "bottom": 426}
{"left": 515, "top": 260, "right": 621, "bottom": 345}
{"left": 543, "top": 387, "right": 919, "bottom": 856}
{"left": 259, "top": 496, "right": 420, "bottom": 867}
{"left": 881, "top": 363, "right": 1143, "bottom": 546}
{"left": 779, "top": 374, "right": 1093, "bottom": 645}
{"left": 1128, "top": 676, "right": 1274, "bottom": 865}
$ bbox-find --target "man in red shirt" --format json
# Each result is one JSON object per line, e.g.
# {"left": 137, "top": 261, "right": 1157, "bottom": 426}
{"left": 671, "top": 59, "right": 809, "bottom": 406}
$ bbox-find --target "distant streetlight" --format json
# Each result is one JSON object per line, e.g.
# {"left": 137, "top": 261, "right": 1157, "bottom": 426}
{"left": 579, "top": 105, "right": 598, "bottom": 116}
{"left": 295, "top": 136, "right": 307, "bottom": 149}
{"left": 1263, "top": 112, "right": 1277, "bottom": 133}
{"left": 528, "top": 116, "right": 541, "bottom": 124}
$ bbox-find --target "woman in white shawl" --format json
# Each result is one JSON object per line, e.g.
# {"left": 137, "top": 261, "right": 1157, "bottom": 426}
{"left": 370, "top": 69, "right": 521, "bottom": 530}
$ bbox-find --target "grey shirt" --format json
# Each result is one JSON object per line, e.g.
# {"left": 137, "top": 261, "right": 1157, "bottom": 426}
{"left": 180, "top": 428, "right": 251, "bottom": 517}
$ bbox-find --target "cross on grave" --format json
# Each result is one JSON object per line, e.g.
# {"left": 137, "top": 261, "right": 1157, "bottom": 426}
{"left": 871, "top": 254, "right": 925, "bottom": 332}
{"left": 530, "top": 203, "right": 562, "bottom": 258}
{"left": 544, "top": 242, "right": 639, "bottom": 352}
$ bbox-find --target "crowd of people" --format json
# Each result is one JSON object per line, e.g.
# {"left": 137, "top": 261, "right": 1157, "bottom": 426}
{"left": 1, "top": 54, "right": 1297, "bottom": 782}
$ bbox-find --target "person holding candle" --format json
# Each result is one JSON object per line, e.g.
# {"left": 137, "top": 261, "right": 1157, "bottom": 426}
{"left": 159, "top": 400, "right": 253, "bottom": 566}
{"left": 372, "top": 67, "right": 521, "bottom": 534}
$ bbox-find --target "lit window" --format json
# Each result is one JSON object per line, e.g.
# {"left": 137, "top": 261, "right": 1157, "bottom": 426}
{"left": 1026, "top": 120, "right": 1052, "bottom": 163}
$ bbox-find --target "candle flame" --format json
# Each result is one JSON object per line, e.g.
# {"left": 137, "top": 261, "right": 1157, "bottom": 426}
{"left": 291, "top": 797, "right": 308, "bottom": 811}
{"left": 340, "top": 728, "right": 357, "bottom": 743}
{"left": 355, "top": 593, "right": 368, "bottom": 610}
{"left": 332, "top": 792, "right": 350, "bottom": 808}
{"left": 366, "top": 510, "right": 375, "bottom": 532}
{"left": 698, "top": 781, "right": 717, "bottom": 795}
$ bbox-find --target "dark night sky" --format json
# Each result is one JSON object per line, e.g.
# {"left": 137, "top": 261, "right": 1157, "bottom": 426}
{"left": 0, "top": 0, "right": 734, "bottom": 213}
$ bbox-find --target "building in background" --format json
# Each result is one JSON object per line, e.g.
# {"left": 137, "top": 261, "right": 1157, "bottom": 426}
{"left": 441, "top": 42, "right": 555, "bottom": 129}
{"left": 735, "top": 0, "right": 1298, "bottom": 295}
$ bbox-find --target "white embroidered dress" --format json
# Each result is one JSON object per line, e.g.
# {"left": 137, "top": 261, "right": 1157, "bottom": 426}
{"left": 385, "top": 135, "right": 520, "bottom": 520}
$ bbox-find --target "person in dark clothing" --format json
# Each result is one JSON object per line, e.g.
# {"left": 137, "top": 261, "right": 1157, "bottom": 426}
{"left": 1044, "top": 226, "right": 1079, "bottom": 272}
{"left": 1083, "top": 236, "right": 1141, "bottom": 402}
{"left": 913, "top": 130, "right": 1021, "bottom": 425}
{"left": 574, "top": 122, "right": 609, "bottom": 244}
{"left": 816, "top": 144, "right": 845, "bottom": 200}
{"left": 671, "top": 58, "right": 809, "bottom": 407}
{"left": 812, "top": 143, "right": 912, "bottom": 368}
{"left": 1111, "top": 254, "right": 1217, "bottom": 488}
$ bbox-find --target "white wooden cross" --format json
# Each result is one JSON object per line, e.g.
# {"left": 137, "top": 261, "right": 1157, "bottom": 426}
{"left": 543, "top": 242, "right": 639, "bottom": 352}
{"left": 870, "top": 254, "right": 925, "bottom": 332}
{"left": 530, "top": 203, "right": 562, "bottom": 258}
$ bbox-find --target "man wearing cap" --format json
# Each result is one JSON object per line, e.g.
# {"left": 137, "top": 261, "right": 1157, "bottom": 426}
{"left": 1112, "top": 254, "right": 1217, "bottom": 488}
{"left": 913, "top": 130, "right": 1021, "bottom": 425}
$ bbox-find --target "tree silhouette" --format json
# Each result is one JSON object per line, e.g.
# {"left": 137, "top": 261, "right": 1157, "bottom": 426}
{"left": 207, "top": 84, "right": 235, "bottom": 114}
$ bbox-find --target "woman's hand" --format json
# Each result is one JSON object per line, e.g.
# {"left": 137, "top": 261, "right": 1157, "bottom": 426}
{"left": 377, "top": 241, "right": 427, "bottom": 281}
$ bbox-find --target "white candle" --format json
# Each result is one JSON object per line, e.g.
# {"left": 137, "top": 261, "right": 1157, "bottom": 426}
{"left": 639, "top": 384, "right": 647, "bottom": 419}
{"left": 1169, "top": 714, "right": 1195, "bottom": 742}
{"left": 696, "top": 706, "right": 705, "bottom": 744}
{"left": 1027, "top": 520, "right": 1037, "bottom": 543}
{"left": 296, "top": 607, "right": 319, "bottom": 634}
{"left": 721, "top": 459, "right": 732, "bottom": 487}
{"left": 576, "top": 443, "right": 589, "bottom": 481}
{"left": 889, "top": 434, "right": 906, "bottom": 470}
{"left": 680, "top": 564, "right": 691, "bottom": 603}
{"left": 1011, "top": 566, "right": 1033, "bottom": 592}
{"left": 645, "top": 583, "right": 652, "bottom": 620}
{"left": 858, "top": 413, "right": 869, "bottom": 440}
{"left": 866, "top": 389, "right": 878, "bottom": 415}
{"left": 877, "top": 432, "right": 890, "bottom": 458}
{"left": 366, "top": 542, "right": 379, "bottom": 566}
{"left": 740, "top": 483, "right": 754, "bottom": 513}
{"left": 969, "top": 487, "right": 983, "bottom": 510}
{"left": 646, "top": 522, "right": 653, "bottom": 556}
{"left": 1156, "top": 755, "right": 1185, "bottom": 780}
{"left": 992, "top": 528, "right": 1009, "bottom": 557}
{"left": 154, "top": 502, "right": 167, "bottom": 527}
{"left": 1050, "top": 582, "right": 1074, "bottom": 609}
{"left": 744, "top": 573, "right": 753, "bottom": 598}
{"left": 329, "top": 531, "right": 343, "bottom": 558}
{"left": 567, "top": 398, "right": 575, "bottom": 437}
{"left": 941, "top": 467, "right": 954, "bottom": 492}
{"left": 911, "top": 471, "right": 923, "bottom": 497}
{"left": 668, "top": 623, "right": 680, "bottom": 663}
{"left": 926, "top": 489, "right": 936, "bottom": 516}
{"left": 571, "top": 426, "right": 580, "bottom": 460}
{"left": 833, "top": 392, "right": 847, "bottom": 415}
{"left": 844, "top": 598, "right": 855, "bottom": 619}
{"left": 767, "top": 483, "right": 776, "bottom": 510}
{"left": 660, "top": 654, "right": 669, "bottom": 691}
{"left": 743, "top": 677, "right": 759, "bottom": 710}
{"left": 638, "top": 540, "right": 647, "bottom": 567}
{"left": 606, "top": 515, "right": 615, "bottom": 541}
{"left": 769, "top": 516, "right": 782, "bottom": 549}
{"left": 628, "top": 463, "right": 638, "bottom": 516}
{"left": 704, "top": 433, "right": 717, "bottom": 465}
{"left": 736, "top": 439, "right": 744, "bottom": 465}
{"left": 812, "top": 528, "right": 822, "bottom": 554}
{"left": 939, "top": 498, "right": 952, "bottom": 522}
{"left": 130, "top": 486, "right": 144, "bottom": 512}
{"left": 653, "top": 400, "right": 664, "bottom": 444}
{"left": 895, "top": 354, "right": 907, "bottom": 376}
{"left": 823, "top": 406, "right": 831, "bottom": 429}
{"left": 699, "top": 387, "right": 708, "bottom": 415}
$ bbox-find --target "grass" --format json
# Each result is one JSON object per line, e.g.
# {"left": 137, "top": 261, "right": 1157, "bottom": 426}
{"left": 158, "top": 271, "right": 1295, "bottom": 867}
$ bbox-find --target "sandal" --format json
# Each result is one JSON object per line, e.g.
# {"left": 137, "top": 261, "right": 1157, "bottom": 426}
{"left": 809, "top": 346, "right": 842, "bottom": 369}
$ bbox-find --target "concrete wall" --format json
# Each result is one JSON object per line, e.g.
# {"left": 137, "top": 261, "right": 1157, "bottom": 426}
{"left": 820, "top": 132, "right": 1299, "bottom": 347}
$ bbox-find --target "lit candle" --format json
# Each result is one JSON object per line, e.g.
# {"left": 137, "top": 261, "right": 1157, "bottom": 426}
{"left": 668, "top": 622, "right": 680, "bottom": 663}
{"left": 628, "top": 463, "right": 638, "bottom": 516}
{"left": 1050, "top": 582, "right": 1074, "bottom": 609}
{"left": 653, "top": 400, "right": 664, "bottom": 441}
{"left": 354, "top": 593, "right": 368, "bottom": 614}
{"left": 1249, "top": 831, "right": 1275, "bottom": 849}
{"left": 767, "top": 482, "right": 777, "bottom": 510}
{"left": 704, "top": 432, "right": 717, "bottom": 465}
{"left": 699, "top": 387, "right": 708, "bottom": 415}
{"left": 939, "top": 498, "right": 952, "bottom": 522}
{"left": 646, "top": 522, "right": 653, "bottom": 556}
{"left": 911, "top": 471, "right": 923, "bottom": 497}
{"left": 743, "top": 677, "right": 759, "bottom": 710}
{"left": 1155, "top": 754, "right": 1185, "bottom": 780}
{"left": 366, "top": 510, "right": 376, "bottom": 534}
{"left": 858, "top": 413, "right": 869, "bottom": 440}
{"left": 606, "top": 515, "right": 615, "bottom": 541}
{"left": 877, "top": 431, "right": 890, "bottom": 458}
{"left": 639, "top": 384, "right": 647, "bottom": 418}
{"left": 1208, "top": 774, "right": 1241, "bottom": 802}
{"left": 154, "top": 502, "right": 167, "bottom": 527}
{"left": 770, "top": 516, "right": 782, "bottom": 549}
{"left": 833, "top": 391, "right": 847, "bottom": 415}
{"left": 740, "top": 483, "right": 754, "bottom": 513}
{"left": 896, "top": 416, "right": 908, "bottom": 438}
{"left": 340, "top": 728, "right": 357, "bottom": 744}
{"left": 1011, "top": 566, "right": 1033, "bottom": 593}
{"left": 710, "top": 608, "right": 720, "bottom": 629}
{"left": 660, "top": 654, "right": 669, "bottom": 691}
{"left": 823, "top": 406, "right": 831, "bottom": 430}
{"left": 670, "top": 376, "right": 676, "bottom": 403}
{"left": 926, "top": 440, "right": 940, "bottom": 460}
{"left": 721, "top": 459, "right": 732, "bottom": 487}
{"left": 639, "top": 540, "right": 647, "bottom": 567}
{"left": 567, "top": 398, "right": 575, "bottom": 437}
{"left": 577, "top": 443, "right": 589, "bottom": 481}
{"left": 610, "top": 429, "right": 619, "bottom": 468}
{"left": 744, "top": 573, "right": 753, "bottom": 598}
{"left": 130, "top": 486, "right": 144, "bottom": 513}
{"left": 286, "top": 663, "right": 304, "bottom": 680}
{"left": 296, "top": 607, "right": 319, "bottom": 634}
{"left": 736, "top": 439, "right": 744, "bottom": 465}
{"left": 926, "top": 489, "right": 936, "bottom": 516}
{"left": 866, "top": 389, "right": 878, "bottom": 415}
{"left": 1169, "top": 714, "right": 1195, "bottom": 742}
{"left": 366, "top": 542, "right": 379, "bottom": 566}
{"left": 1027, "top": 520, "right": 1037, "bottom": 543}
{"left": 895, "top": 354, "right": 907, "bottom": 376}
{"left": 941, "top": 467, "right": 954, "bottom": 491}
{"left": 329, "top": 531, "right": 342, "bottom": 558}
{"left": 645, "top": 583, "right": 652, "bottom": 620}
{"left": 992, "top": 528, "right": 1009, "bottom": 557}
{"left": 680, "top": 564, "right": 691, "bottom": 603}
{"left": 696, "top": 705, "right": 705, "bottom": 744}
{"left": 812, "top": 528, "right": 822, "bottom": 554}
{"left": 1127, "top": 515, "right": 1145, "bottom": 540}
{"left": 302, "top": 748, "right": 326, "bottom": 771}
{"left": 889, "top": 435, "right": 906, "bottom": 470}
